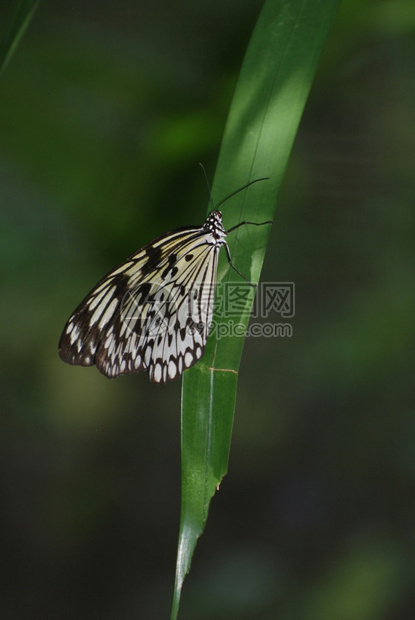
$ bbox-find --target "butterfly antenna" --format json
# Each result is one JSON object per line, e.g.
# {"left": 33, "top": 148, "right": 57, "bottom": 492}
{"left": 199, "top": 163, "right": 216, "bottom": 211}
{"left": 215, "top": 177, "right": 269, "bottom": 209}
{"left": 199, "top": 164, "right": 269, "bottom": 210}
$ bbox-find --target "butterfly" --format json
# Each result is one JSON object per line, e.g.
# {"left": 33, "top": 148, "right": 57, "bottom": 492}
{"left": 58, "top": 179, "right": 271, "bottom": 383}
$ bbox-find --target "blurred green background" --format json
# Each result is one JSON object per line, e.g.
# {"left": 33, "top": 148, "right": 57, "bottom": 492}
{"left": 1, "top": 1, "right": 415, "bottom": 618}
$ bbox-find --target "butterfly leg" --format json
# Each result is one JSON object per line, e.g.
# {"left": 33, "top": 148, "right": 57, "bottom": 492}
{"left": 223, "top": 219, "right": 272, "bottom": 285}
{"left": 225, "top": 220, "right": 273, "bottom": 234}
{"left": 223, "top": 242, "right": 256, "bottom": 286}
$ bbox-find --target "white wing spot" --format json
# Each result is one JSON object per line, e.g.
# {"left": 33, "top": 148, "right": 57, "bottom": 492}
{"left": 98, "top": 297, "right": 119, "bottom": 329}
{"left": 89, "top": 287, "right": 116, "bottom": 326}
{"left": 144, "top": 346, "right": 152, "bottom": 367}
{"left": 69, "top": 325, "right": 80, "bottom": 345}
{"left": 154, "top": 363, "right": 162, "bottom": 382}
{"left": 168, "top": 360, "right": 176, "bottom": 379}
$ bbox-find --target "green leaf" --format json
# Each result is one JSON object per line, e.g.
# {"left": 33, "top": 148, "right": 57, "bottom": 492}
{"left": 172, "top": 0, "right": 342, "bottom": 616}
{"left": 0, "top": 0, "right": 39, "bottom": 75}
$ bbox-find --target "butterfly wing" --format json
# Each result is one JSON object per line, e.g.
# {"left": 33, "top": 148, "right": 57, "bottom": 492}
{"left": 58, "top": 226, "right": 221, "bottom": 383}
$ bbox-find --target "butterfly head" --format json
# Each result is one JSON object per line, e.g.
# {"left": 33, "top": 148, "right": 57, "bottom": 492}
{"left": 204, "top": 210, "right": 226, "bottom": 245}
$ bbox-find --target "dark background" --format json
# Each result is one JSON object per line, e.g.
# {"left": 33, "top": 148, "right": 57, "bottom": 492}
{"left": 1, "top": 1, "right": 415, "bottom": 618}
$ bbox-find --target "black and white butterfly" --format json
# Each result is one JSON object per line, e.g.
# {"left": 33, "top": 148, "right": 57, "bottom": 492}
{"left": 58, "top": 180, "right": 271, "bottom": 383}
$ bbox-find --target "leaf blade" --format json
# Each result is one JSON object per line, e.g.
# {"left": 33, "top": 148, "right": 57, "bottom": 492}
{"left": 172, "top": 0, "right": 342, "bottom": 617}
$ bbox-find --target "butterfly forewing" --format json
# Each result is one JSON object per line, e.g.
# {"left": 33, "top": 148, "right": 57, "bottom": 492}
{"left": 58, "top": 212, "right": 225, "bottom": 383}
